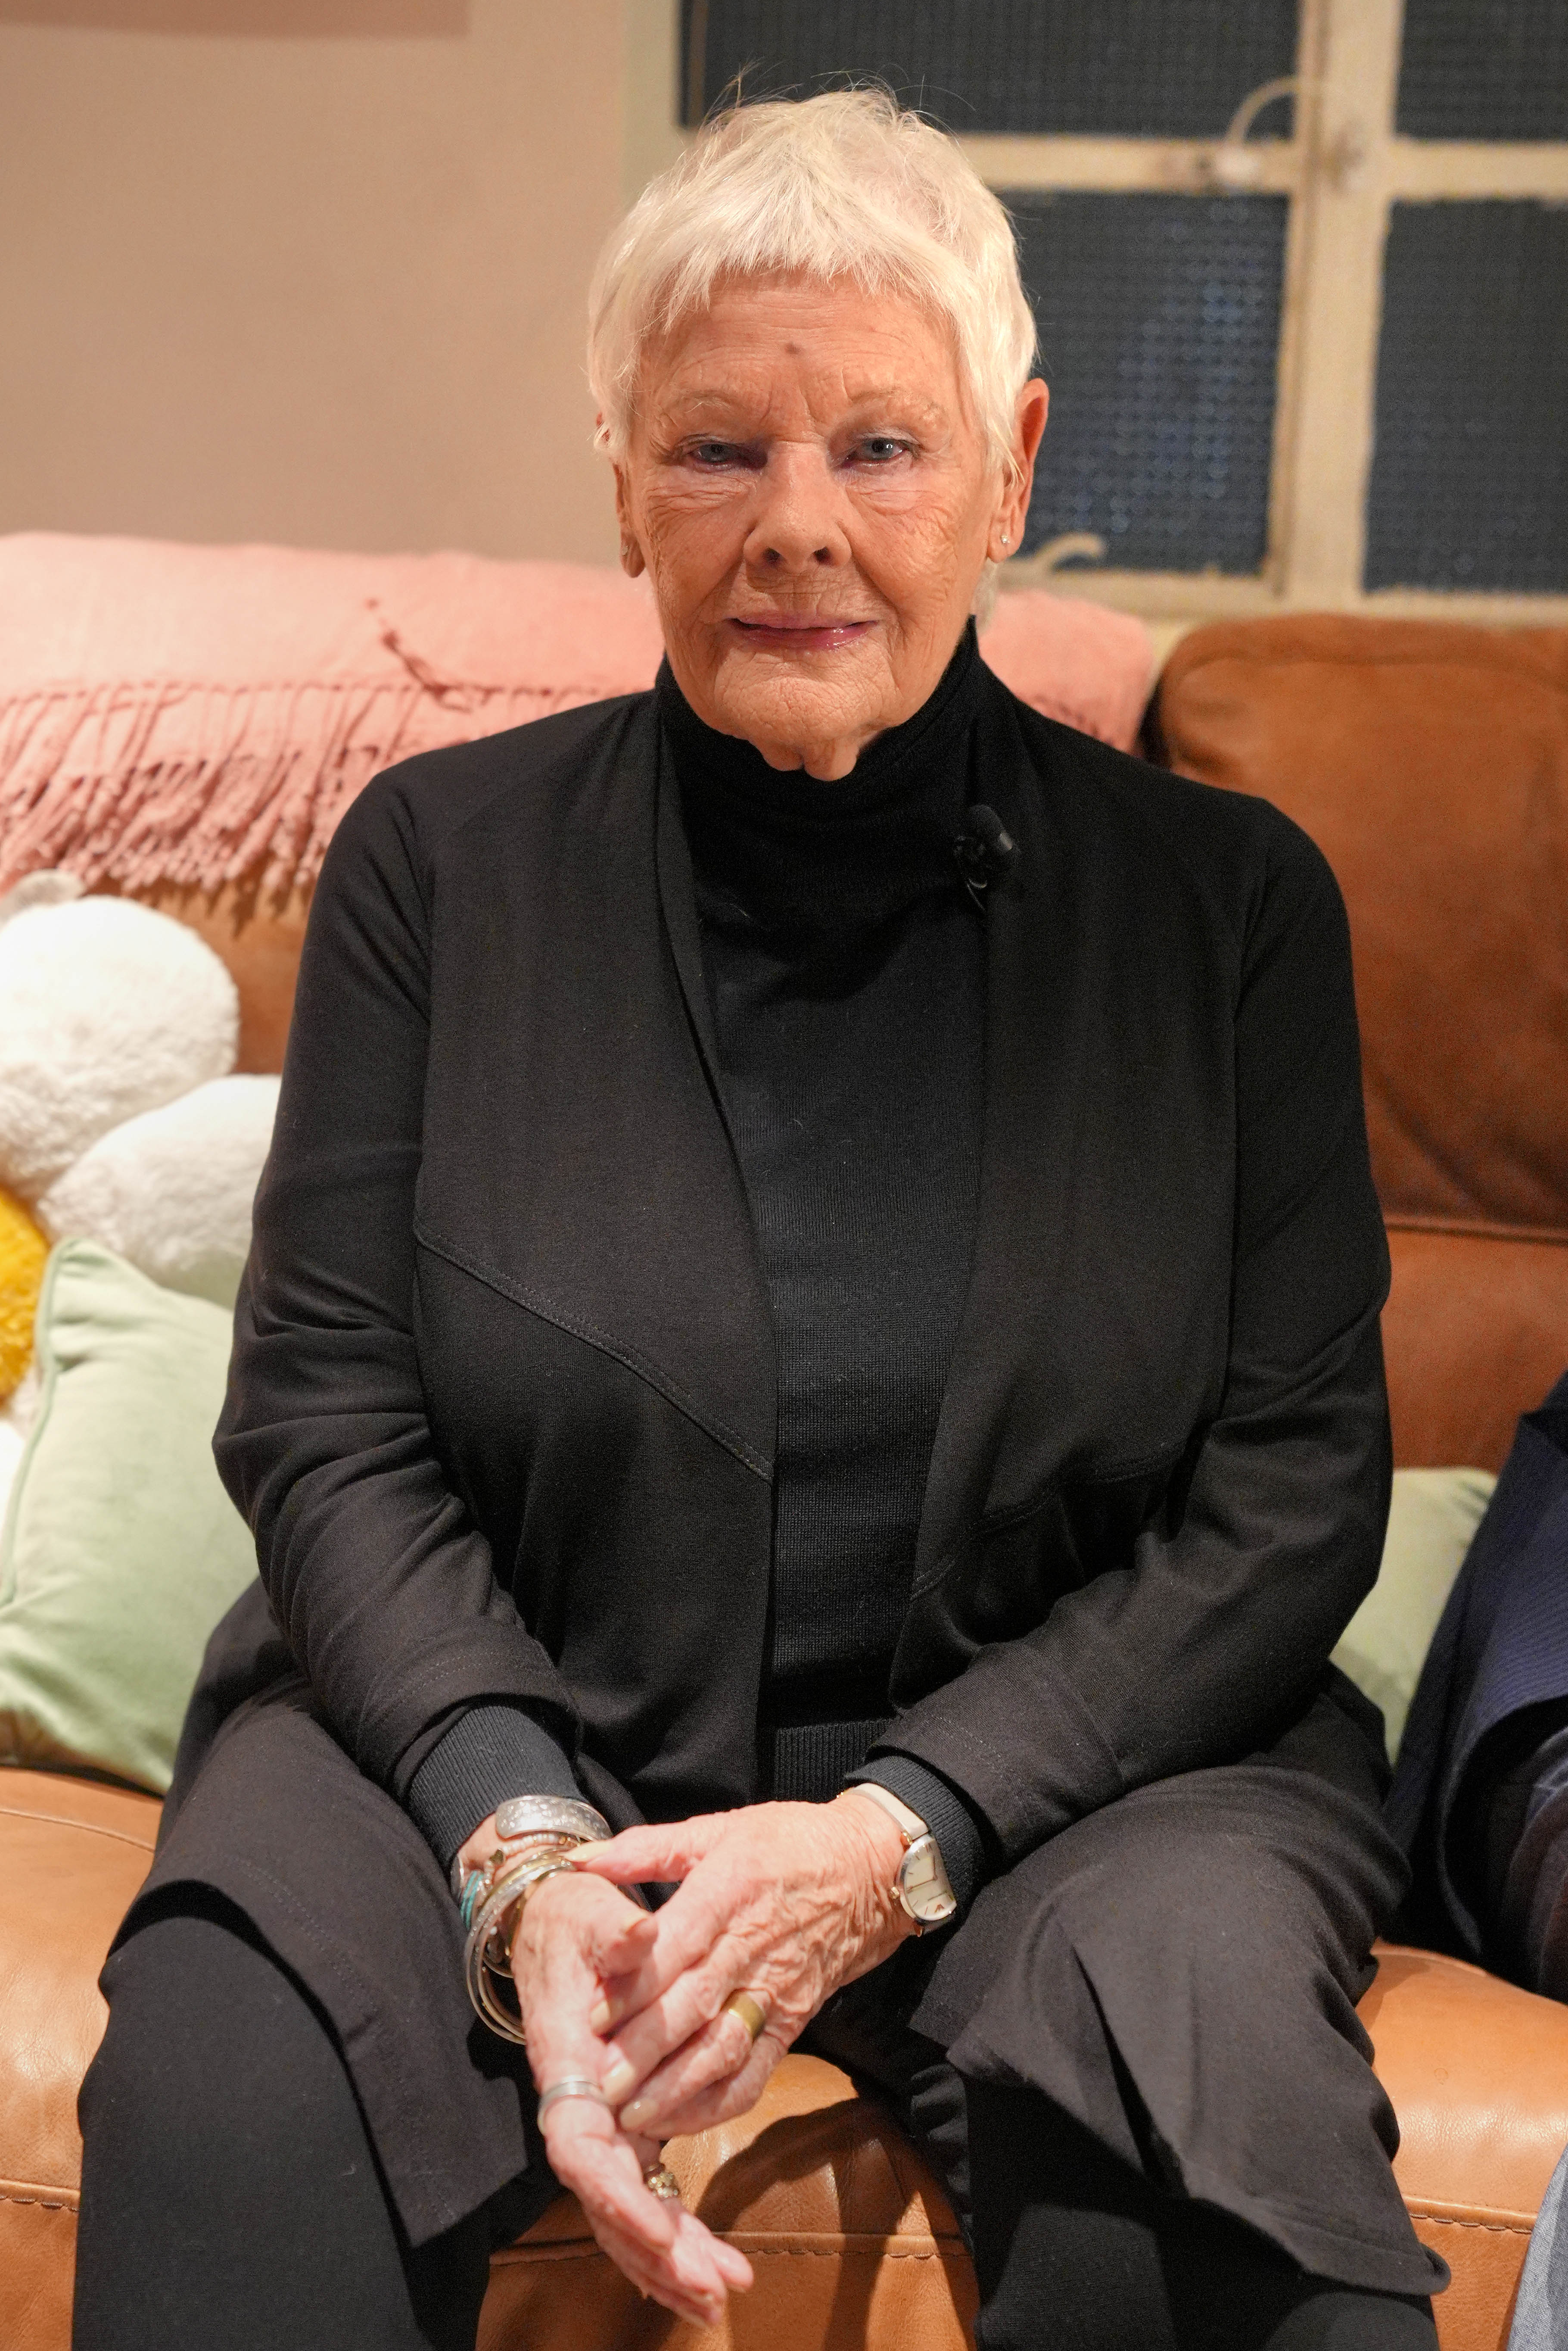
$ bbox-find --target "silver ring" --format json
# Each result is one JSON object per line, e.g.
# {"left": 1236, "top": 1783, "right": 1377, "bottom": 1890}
{"left": 537, "top": 2077, "right": 613, "bottom": 2123}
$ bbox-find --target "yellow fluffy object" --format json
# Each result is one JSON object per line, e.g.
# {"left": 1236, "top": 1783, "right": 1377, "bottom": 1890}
{"left": 0, "top": 1186, "right": 47, "bottom": 1399}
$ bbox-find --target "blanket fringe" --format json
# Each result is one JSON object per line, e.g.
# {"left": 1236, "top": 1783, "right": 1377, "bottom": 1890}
{"left": 0, "top": 675, "right": 607, "bottom": 900}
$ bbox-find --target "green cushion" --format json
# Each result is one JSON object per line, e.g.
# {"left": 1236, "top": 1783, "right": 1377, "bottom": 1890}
{"left": 1332, "top": 1467, "right": 1497, "bottom": 1763}
{"left": 0, "top": 1238, "right": 257, "bottom": 1793}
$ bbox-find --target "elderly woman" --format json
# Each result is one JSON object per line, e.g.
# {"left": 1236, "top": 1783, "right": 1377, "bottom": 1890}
{"left": 75, "top": 93, "right": 1443, "bottom": 2351}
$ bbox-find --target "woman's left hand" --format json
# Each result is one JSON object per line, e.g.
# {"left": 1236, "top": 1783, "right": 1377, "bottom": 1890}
{"left": 570, "top": 1792, "right": 915, "bottom": 2139}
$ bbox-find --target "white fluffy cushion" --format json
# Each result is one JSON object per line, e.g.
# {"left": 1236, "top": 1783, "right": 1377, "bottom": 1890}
{"left": 0, "top": 895, "right": 238, "bottom": 1199}
{"left": 38, "top": 1075, "right": 278, "bottom": 1307}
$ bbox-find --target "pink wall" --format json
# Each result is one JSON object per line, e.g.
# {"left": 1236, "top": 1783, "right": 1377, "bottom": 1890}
{"left": 0, "top": 0, "right": 629, "bottom": 562}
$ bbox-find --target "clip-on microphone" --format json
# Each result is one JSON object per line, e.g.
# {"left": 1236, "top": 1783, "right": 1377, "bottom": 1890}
{"left": 953, "top": 804, "right": 1020, "bottom": 908}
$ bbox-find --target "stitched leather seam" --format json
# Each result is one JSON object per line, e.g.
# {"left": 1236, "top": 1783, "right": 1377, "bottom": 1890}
{"left": 1412, "top": 2215, "right": 1533, "bottom": 2239}
{"left": 0, "top": 2187, "right": 79, "bottom": 2212}
{"left": 414, "top": 1219, "right": 771, "bottom": 1480}
{"left": 0, "top": 1801, "right": 155, "bottom": 1852}
{"left": 1166, "top": 646, "right": 1568, "bottom": 687}
{"left": 739, "top": 2246, "right": 955, "bottom": 2260}
{"left": 1385, "top": 1214, "right": 1568, "bottom": 1247}
{"left": 494, "top": 2243, "right": 958, "bottom": 2264}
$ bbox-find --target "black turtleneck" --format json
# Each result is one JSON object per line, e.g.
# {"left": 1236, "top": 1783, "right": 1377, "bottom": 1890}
{"left": 409, "top": 631, "right": 992, "bottom": 1911}
{"left": 660, "top": 628, "right": 989, "bottom": 1892}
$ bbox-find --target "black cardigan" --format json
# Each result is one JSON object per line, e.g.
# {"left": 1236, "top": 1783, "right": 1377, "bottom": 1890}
{"left": 404, "top": 634, "right": 992, "bottom": 1882}
{"left": 214, "top": 658, "right": 1392, "bottom": 1864}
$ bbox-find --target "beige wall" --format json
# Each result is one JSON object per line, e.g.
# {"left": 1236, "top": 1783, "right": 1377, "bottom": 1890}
{"left": 0, "top": 0, "right": 637, "bottom": 562}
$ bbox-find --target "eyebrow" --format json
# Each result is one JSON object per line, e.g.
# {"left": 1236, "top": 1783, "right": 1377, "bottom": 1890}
{"left": 660, "top": 384, "right": 947, "bottom": 424}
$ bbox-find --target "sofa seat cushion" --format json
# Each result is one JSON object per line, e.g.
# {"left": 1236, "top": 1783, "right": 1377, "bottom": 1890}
{"left": 483, "top": 2053, "right": 976, "bottom": 2351}
{"left": 0, "top": 1769, "right": 159, "bottom": 2351}
{"left": 4, "top": 1770, "right": 1568, "bottom": 2351}
{"left": 0, "top": 1769, "right": 159, "bottom": 2200}
{"left": 1362, "top": 1942, "right": 1568, "bottom": 2348}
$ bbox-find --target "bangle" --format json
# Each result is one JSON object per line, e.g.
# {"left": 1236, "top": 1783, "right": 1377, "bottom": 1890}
{"left": 458, "top": 1831, "right": 576, "bottom": 1925}
{"left": 463, "top": 1852, "right": 585, "bottom": 2043}
{"left": 448, "top": 1796, "right": 611, "bottom": 1899}
{"left": 494, "top": 1796, "right": 610, "bottom": 1844}
{"left": 487, "top": 1852, "right": 584, "bottom": 1967}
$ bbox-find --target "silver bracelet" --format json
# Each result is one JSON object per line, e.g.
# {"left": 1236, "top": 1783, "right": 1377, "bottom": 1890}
{"left": 448, "top": 1795, "right": 610, "bottom": 1898}
{"left": 494, "top": 1796, "right": 610, "bottom": 1845}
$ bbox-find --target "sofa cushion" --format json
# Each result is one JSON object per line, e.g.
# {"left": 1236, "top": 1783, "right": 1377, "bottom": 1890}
{"left": 1332, "top": 1467, "right": 1496, "bottom": 1762}
{"left": 0, "top": 1769, "right": 159, "bottom": 2351}
{"left": 1153, "top": 617, "right": 1568, "bottom": 1236}
{"left": 1153, "top": 617, "right": 1568, "bottom": 1473}
{"left": 1362, "top": 1942, "right": 1568, "bottom": 2344}
{"left": 482, "top": 2055, "right": 976, "bottom": 2351}
{"left": 0, "top": 1241, "right": 256, "bottom": 1792}
{"left": 1384, "top": 1225, "right": 1568, "bottom": 1474}
{"left": 0, "top": 1768, "right": 1560, "bottom": 2351}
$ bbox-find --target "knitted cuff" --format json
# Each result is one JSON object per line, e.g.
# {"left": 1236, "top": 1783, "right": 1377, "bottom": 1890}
{"left": 406, "top": 1702, "right": 580, "bottom": 1874}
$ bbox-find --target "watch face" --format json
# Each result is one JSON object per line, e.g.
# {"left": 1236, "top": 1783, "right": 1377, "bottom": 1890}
{"left": 898, "top": 1833, "right": 958, "bottom": 1927}
{"left": 908, "top": 1880, "right": 958, "bottom": 1926}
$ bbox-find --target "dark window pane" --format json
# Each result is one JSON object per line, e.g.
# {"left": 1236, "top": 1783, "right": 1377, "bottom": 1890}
{"left": 1009, "top": 191, "right": 1286, "bottom": 576}
{"left": 1365, "top": 203, "right": 1568, "bottom": 592}
{"left": 681, "top": 0, "right": 1298, "bottom": 137}
{"left": 1397, "top": 0, "right": 1568, "bottom": 142}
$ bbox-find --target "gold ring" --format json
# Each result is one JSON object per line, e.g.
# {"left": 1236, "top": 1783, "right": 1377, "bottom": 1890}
{"left": 643, "top": 2161, "right": 682, "bottom": 2201}
{"left": 722, "top": 1989, "right": 767, "bottom": 2044}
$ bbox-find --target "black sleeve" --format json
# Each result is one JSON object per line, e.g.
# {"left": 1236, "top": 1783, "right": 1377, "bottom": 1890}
{"left": 1495, "top": 1719, "right": 1568, "bottom": 1998}
{"left": 406, "top": 1703, "right": 583, "bottom": 1872}
{"left": 214, "top": 774, "right": 582, "bottom": 1814}
{"left": 868, "top": 817, "right": 1394, "bottom": 1861}
{"left": 1443, "top": 1700, "right": 1568, "bottom": 1995}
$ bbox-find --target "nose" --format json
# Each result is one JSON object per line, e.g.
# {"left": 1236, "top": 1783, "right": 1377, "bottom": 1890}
{"left": 741, "top": 443, "right": 851, "bottom": 573}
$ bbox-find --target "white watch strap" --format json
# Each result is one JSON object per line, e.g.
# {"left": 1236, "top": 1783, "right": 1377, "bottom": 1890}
{"left": 847, "top": 1780, "right": 930, "bottom": 1843}
{"left": 846, "top": 1784, "right": 957, "bottom": 1928}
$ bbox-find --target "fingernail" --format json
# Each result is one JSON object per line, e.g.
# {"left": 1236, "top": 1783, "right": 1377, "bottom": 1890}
{"left": 619, "top": 2094, "right": 652, "bottom": 2130}
{"left": 602, "top": 2061, "right": 637, "bottom": 2106}
{"left": 589, "top": 2000, "right": 613, "bottom": 2035}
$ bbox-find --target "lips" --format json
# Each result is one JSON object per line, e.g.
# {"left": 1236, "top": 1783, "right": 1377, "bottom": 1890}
{"left": 728, "top": 614, "right": 875, "bottom": 649}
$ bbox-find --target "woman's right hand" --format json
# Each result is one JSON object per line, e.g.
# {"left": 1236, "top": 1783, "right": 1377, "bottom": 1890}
{"left": 510, "top": 1868, "right": 756, "bottom": 2329}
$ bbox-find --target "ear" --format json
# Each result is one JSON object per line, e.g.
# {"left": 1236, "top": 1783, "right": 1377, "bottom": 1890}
{"left": 987, "top": 380, "right": 1049, "bottom": 564}
{"left": 612, "top": 464, "right": 647, "bottom": 580}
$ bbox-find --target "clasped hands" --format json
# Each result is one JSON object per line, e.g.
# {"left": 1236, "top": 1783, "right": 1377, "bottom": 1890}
{"left": 505, "top": 1793, "right": 913, "bottom": 2329}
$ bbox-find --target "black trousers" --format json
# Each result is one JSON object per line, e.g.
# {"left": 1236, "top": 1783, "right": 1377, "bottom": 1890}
{"left": 74, "top": 1898, "right": 1437, "bottom": 2351}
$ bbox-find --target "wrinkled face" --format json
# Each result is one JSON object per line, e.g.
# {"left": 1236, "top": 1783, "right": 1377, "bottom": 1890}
{"left": 613, "top": 275, "right": 1047, "bottom": 780}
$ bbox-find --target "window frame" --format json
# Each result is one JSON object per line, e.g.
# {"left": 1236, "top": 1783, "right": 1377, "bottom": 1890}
{"left": 622, "top": 0, "right": 1568, "bottom": 626}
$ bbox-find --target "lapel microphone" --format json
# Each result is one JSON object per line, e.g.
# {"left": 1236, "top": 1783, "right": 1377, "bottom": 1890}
{"left": 954, "top": 804, "right": 1020, "bottom": 907}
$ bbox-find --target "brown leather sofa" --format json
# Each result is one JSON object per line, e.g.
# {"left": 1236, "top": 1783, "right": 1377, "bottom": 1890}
{"left": 3, "top": 614, "right": 1567, "bottom": 2351}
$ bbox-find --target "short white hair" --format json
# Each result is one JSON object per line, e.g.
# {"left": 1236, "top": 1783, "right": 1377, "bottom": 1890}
{"left": 587, "top": 89, "right": 1039, "bottom": 489}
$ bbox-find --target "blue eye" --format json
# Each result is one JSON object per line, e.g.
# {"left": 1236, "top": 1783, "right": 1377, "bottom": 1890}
{"left": 856, "top": 437, "right": 910, "bottom": 464}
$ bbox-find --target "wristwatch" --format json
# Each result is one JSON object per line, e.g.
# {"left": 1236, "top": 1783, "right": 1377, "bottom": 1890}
{"left": 848, "top": 1782, "right": 958, "bottom": 1932}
